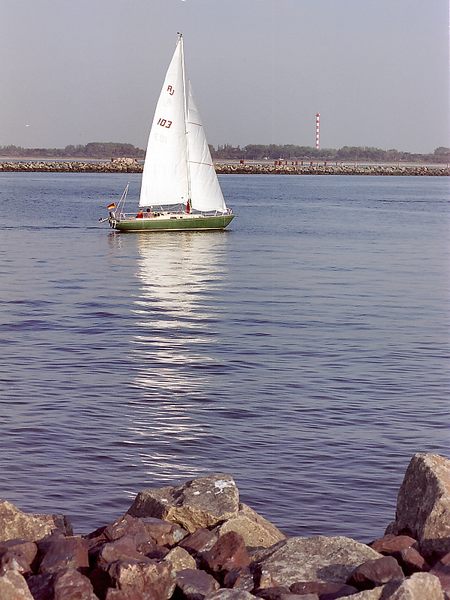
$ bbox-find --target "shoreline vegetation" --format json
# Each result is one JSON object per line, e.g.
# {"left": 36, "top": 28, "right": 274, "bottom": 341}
{"left": 1, "top": 142, "right": 449, "bottom": 164}
{"left": 0, "top": 452, "right": 449, "bottom": 599}
{"left": 0, "top": 157, "right": 449, "bottom": 176}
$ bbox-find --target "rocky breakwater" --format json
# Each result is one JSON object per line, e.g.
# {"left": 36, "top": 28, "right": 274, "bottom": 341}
{"left": 214, "top": 163, "right": 450, "bottom": 176}
{"left": 0, "top": 452, "right": 449, "bottom": 600}
{"left": 0, "top": 159, "right": 449, "bottom": 176}
{"left": 0, "top": 157, "right": 142, "bottom": 173}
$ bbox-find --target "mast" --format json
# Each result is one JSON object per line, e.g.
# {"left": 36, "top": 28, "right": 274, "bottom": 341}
{"left": 178, "top": 32, "right": 192, "bottom": 206}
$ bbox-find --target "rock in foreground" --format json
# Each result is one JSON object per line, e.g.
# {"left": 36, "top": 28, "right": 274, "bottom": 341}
{"left": 386, "top": 453, "right": 450, "bottom": 560}
{"left": 0, "top": 453, "right": 448, "bottom": 599}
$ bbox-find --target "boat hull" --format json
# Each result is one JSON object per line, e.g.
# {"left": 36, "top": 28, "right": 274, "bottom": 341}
{"left": 111, "top": 213, "right": 234, "bottom": 232}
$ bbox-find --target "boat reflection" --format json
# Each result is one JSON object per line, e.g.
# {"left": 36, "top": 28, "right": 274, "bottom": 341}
{"left": 128, "top": 231, "right": 230, "bottom": 483}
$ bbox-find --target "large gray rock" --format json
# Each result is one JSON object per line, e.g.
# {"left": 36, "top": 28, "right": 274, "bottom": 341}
{"left": 430, "top": 551, "right": 450, "bottom": 596}
{"left": 388, "top": 453, "right": 450, "bottom": 559}
{"left": 254, "top": 536, "right": 382, "bottom": 588}
{"left": 387, "top": 573, "right": 444, "bottom": 599}
{"left": 163, "top": 546, "right": 197, "bottom": 573}
{"left": 339, "top": 573, "right": 445, "bottom": 599}
{"left": 215, "top": 504, "right": 286, "bottom": 549}
{"left": 127, "top": 474, "right": 239, "bottom": 533}
{"left": 0, "top": 500, "right": 72, "bottom": 542}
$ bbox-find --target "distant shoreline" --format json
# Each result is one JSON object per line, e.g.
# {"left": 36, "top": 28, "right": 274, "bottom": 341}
{"left": 0, "top": 158, "right": 448, "bottom": 176}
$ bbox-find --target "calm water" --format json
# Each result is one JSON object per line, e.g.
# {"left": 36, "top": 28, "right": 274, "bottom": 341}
{"left": 0, "top": 173, "right": 449, "bottom": 542}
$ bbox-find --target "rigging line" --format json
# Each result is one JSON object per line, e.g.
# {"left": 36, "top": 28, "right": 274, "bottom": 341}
{"left": 180, "top": 35, "right": 192, "bottom": 201}
{"left": 188, "top": 160, "right": 213, "bottom": 166}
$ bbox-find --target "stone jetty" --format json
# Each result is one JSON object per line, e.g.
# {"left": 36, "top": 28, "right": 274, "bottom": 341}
{"left": 0, "top": 452, "right": 449, "bottom": 599}
{"left": 0, "top": 157, "right": 448, "bottom": 176}
{"left": 0, "top": 157, "right": 143, "bottom": 174}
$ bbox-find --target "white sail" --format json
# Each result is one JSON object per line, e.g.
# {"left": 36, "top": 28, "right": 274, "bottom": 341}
{"left": 139, "top": 38, "right": 189, "bottom": 208}
{"left": 186, "top": 82, "right": 227, "bottom": 213}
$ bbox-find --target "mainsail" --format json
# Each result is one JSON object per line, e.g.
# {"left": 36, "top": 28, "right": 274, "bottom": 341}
{"left": 139, "top": 38, "right": 189, "bottom": 208}
{"left": 139, "top": 35, "right": 227, "bottom": 214}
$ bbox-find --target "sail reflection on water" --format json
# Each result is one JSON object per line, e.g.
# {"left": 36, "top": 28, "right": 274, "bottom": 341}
{"left": 128, "top": 232, "right": 230, "bottom": 482}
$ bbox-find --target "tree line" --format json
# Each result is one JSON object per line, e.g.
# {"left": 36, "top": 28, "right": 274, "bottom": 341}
{"left": 210, "top": 144, "right": 450, "bottom": 163}
{"left": 0, "top": 142, "right": 145, "bottom": 159}
{"left": 0, "top": 142, "right": 448, "bottom": 163}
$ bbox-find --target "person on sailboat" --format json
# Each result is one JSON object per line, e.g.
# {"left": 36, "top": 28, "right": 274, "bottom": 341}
{"left": 145, "top": 208, "right": 153, "bottom": 218}
{"left": 186, "top": 199, "right": 191, "bottom": 214}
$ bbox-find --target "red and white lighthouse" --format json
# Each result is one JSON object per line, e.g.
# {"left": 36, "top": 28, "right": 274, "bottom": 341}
{"left": 315, "top": 113, "right": 320, "bottom": 150}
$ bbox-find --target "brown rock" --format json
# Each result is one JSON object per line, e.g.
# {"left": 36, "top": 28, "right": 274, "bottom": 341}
{"left": 347, "top": 556, "right": 404, "bottom": 590}
{"left": 205, "top": 591, "right": 257, "bottom": 600}
{"left": 27, "top": 572, "right": 55, "bottom": 600}
{"left": 53, "top": 568, "right": 98, "bottom": 600}
{"left": 127, "top": 474, "right": 239, "bottom": 533}
{"left": 107, "top": 559, "right": 175, "bottom": 599}
{"left": 202, "top": 531, "right": 251, "bottom": 576}
{"left": 370, "top": 534, "right": 417, "bottom": 555}
{"left": 39, "top": 536, "right": 89, "bottom": 573}
{"left": 389, "top": 453, "right": 450, "bottom": 560}
{"left": 216, "top": 504, "right": 286, "bottom": 549}
{"left": 100, "top": 513, "right": 187, "bottom": 547}
{"left": 175, "top": 567, "right": 220, "bottom": 599}
{"left": 289, "top": 580, "right": 358, "bottom": 599}
{"left": 105, "top": 590, "right": 135, "bottom": 600}
{"left": 89, "top": 535, "right": 149, "bottom": 597}
{"left": 88, "top": 565, "right": 113, "bottom": 600}
{"left": 392, "top": 546, "right": 430, "bottom": 575}
{"left": 28, "top": 569, "right": 98, "bottom": 600}
{"left": 0, "top": 569, "right": 34, "bottom": 599}
{"left": 105, "top": 590, "right": 154, "bottom": 600}
{"left": 0, "top": 500, "right": 72, "bottom": 543}
{"left": 102, "top": 514, "right": 148, "bottom": 542}
{"left": 141, "top": 516, "right": 188, "bottom": 546}
{"left": 85, "top": 524, "right": 108, "bottom": 541}
{"left": 223, "top": 567, "right": 255, "bottom": 591}
{"left": 180, "top": 528, "right": 219, "bottom": 555}
{"left": 254, "top": 536, "right": 382, "bottom": 588}
{"left": 280, "top": 596, "right": 318, "bottom": 600}
{"left": 284, "top": 596, "right": 319, "bottom": 600}
{"left": 145, "top": 544, "right": 170, "bottom": 560}
{"left": 0, "top": 539, "right": 38, "bottom": 566}
{"left": 95, "top": 535, "right": 146, "bottom": 569}
{"left": 253, "top": 585, "right": 290, "bottom": 599}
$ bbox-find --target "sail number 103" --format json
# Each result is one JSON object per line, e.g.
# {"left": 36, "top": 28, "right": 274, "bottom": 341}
{"left": 157, "top": 118, "right": 172, "bottom": 129}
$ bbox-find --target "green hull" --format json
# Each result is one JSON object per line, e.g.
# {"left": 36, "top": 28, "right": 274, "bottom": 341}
{"left": 112, "top": 213, "right": 234, "bottom": 232}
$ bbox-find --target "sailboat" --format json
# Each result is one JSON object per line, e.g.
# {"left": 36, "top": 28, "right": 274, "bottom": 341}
{"left": 107, "top": 34, "right": 234, "bottom": 232}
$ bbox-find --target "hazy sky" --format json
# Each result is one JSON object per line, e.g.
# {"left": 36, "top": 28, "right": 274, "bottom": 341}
{"left": 1, "top": 0, "right": 448, "bottom": 152}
